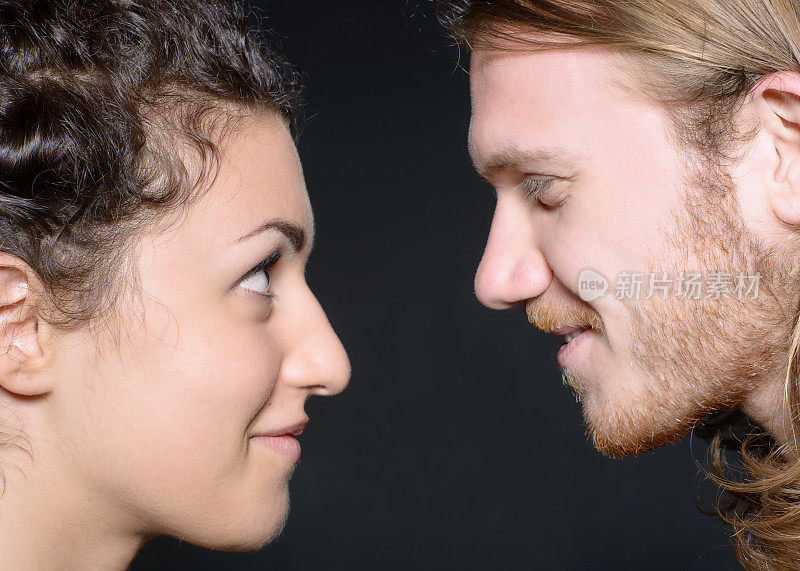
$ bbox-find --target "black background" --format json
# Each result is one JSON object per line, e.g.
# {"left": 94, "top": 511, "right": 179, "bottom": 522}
{"left": 131, "top": 1, "right": 741, "bottom": 569}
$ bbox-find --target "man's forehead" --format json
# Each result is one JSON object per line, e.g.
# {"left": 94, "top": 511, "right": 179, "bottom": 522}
{"left": 471, "top": 41, "right": 605, "bottom": 75}
{"left": 468, "top": 46, "right": 641, "bottom": 168}
{"left": 468, "top": 53, "right": 581, "bottom": 170}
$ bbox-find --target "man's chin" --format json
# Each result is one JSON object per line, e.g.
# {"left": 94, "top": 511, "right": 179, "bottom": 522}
{"left": 566, "top": 372, "right": 708, "bottom": 458}
{"left": 561, "top": 355, "right": 750, "bottom": 458}
{"left": 585, "top": 416, "right": 692, "bottom": 459}
{"left": 580, "top": 393, "right": 731, "bottom": 459}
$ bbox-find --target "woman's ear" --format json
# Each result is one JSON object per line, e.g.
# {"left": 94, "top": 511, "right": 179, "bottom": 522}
{"left": 0, "top": 255, "right": 54, "bottom": 396}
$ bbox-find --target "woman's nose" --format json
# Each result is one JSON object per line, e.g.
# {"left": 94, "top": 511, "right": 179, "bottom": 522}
{"left": 280, "top": 291, "right": 351, "bottom": 397}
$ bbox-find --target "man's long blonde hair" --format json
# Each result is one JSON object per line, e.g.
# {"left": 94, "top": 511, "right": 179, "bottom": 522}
{"left": 441, "top": 1, "right": 800, "bottom": 568}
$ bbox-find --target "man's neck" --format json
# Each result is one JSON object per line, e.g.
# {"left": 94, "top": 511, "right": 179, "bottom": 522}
{"left": 743, "top": 374, "right": 795, "bottom": 451}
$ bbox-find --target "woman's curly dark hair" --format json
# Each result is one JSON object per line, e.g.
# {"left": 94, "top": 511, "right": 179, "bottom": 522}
{"left": 0, "top": 0, "right": 301, "bottom": 329}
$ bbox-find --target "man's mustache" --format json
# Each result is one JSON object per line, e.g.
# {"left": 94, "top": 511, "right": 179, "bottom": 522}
{"left": 526, "top": 297, "right": 604, "bottom": 335}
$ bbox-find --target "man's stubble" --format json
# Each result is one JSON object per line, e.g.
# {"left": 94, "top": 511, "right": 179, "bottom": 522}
{"left": 532, "top": 153, "right": 799, "bottom": 458}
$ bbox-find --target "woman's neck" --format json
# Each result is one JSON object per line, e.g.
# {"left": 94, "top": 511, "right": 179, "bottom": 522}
{"left": 0, "top": 444, "right": 150, "bottom": 570}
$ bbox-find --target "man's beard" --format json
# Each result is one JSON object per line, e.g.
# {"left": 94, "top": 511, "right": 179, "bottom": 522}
{"left": 529, "top": 157, "right": 799, "bottom": 458}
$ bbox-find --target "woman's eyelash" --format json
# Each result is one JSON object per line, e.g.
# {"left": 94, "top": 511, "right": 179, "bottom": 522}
{"left": 240, "top": 251, "right": 282, "bottom": 300}
{"left": 245, "top": 251, "right": 282, "bottom": 280}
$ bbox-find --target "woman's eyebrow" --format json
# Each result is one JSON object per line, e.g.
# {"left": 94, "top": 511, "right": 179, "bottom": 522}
{"left": 235, "top": 219, "right": 308, "bottom": 252}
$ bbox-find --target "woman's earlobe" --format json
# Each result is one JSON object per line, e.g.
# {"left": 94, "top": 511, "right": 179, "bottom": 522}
{"left": 0, "top": 263, "right": 53, "bottom": 396}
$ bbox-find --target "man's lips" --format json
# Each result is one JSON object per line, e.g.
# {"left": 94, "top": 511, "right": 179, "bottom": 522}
{"left": 549, "top": 325, "right": 588, "bottom": 336}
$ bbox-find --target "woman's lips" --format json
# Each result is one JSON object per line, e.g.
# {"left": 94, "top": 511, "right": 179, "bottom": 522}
{"left": 250, "top": 419, "right": 308, "bottom": 463}
{"left": 250, "top": 434, "right": 302, "bottom": 463}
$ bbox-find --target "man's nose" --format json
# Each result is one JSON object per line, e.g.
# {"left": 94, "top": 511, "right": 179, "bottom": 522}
{"left": 474, "top": 196, "right": 552, "bottom": 309}
{"left": 280, "top": 291, "right": 351, "bottom": 397}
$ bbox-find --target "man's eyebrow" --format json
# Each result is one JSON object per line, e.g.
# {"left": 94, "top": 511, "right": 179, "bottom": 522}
{"left": 235, "top": 219, "right": 309, "bottom": 252}
{"left": 474, "top": 146, "right": 577, "bottom": 180}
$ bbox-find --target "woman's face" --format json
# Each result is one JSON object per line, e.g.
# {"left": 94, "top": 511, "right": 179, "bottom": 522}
{"left": 44, "top": 113, "right": 350, "bottom": 549}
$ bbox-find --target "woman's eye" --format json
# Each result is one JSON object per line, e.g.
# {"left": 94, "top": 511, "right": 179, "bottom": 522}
{"left": 240, "top": 269, "right": 271, "bottom": 296}
{"left": 238, "top": 251, "right": 281, "bottom": 299}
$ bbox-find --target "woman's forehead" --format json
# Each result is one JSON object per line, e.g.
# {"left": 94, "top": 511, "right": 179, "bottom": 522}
{"left": 186, "top": 115, "right": 313, "bottom": 249}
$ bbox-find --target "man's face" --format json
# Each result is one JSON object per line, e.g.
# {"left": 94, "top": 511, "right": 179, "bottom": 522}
{"left": 469, "top": 45, "right": 794, "bottom": 457}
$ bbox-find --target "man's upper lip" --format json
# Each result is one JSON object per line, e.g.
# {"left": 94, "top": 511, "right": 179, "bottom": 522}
{"left": 549, "top": 325, "right": 590, "bottom": 336}
{"left": 251, "top": 419, "right": 309, "bottom": 438}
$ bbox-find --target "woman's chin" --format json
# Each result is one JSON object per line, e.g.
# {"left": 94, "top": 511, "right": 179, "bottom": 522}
{"left": 214, "top": 525, "right": 286, "bottom": 553}
{"left": 177, "top": 494, "right": 290, "bottom": 553}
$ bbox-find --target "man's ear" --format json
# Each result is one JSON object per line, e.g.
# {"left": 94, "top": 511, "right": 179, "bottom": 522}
{"left": 0, "top": 254, "right": 54, "bottom": 396}
{"left": 752, "top": 72, "right": 800, "bottom": 226}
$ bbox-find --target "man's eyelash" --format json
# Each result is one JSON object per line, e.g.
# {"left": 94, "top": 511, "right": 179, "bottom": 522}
{"left": 520, "top": 177, "right": 553, "bottom": 203}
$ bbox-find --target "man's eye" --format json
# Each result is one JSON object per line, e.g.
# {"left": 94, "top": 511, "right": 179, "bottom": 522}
{"left": 520, "top": 176, "right": 554, "bottom": 206}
